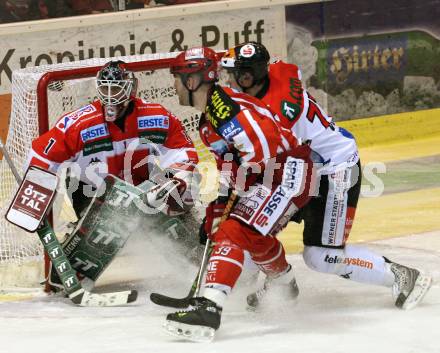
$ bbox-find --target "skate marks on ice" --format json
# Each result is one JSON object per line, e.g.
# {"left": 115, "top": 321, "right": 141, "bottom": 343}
{"left": 0, "top": 231, "right": 438, "bottom": 353}
{"left": 217, "top": 232, "right": 439, "bottom": 348}
{"left": 158, "top": 230, "right": 439, "bottom": 348}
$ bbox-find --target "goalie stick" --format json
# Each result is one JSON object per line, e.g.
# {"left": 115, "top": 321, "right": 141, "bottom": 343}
{"left": 150, "top": 193, "right": 236, "bottom": 308}
{"left": 0, "top": 138, "right": 137, "bottom": 307}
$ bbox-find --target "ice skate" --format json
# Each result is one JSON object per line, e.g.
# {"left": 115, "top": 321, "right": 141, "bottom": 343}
{"left": 247, "top": 265, "right": 299, "bottom": 311}
{"left": 164, "top": 297, "right": 222, "bottom": 342}
{"left": 391, "top": 263, "right": 432, "bottom": 310}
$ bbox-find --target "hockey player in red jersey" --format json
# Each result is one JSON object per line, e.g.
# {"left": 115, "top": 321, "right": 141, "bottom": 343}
{"left": 163, "top": 47, "right": 315, "bottom": 342}
{"left": 221, "top": 42, "right": 432, "bottom": 311}
{"left": 25, "top": 60, "right": 201, "bottom": 291}
{"left": 26, "top": 60, "right": 199, "bottom": 218}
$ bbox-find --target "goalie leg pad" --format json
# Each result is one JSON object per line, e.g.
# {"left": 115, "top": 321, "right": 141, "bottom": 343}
{"left": 50, "top": 176, "right": 145, "bottom": 287}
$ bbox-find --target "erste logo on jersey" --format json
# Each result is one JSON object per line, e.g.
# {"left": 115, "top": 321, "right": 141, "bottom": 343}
{"left": 240, "top": 44, "right": 256, "bottom": 58}
{"left": 138, "top": 115, "right": 170, "bottom": 144}
{"left": 137, "top": 115, "right": 169, "bottom": 130}
{"left": 56, "top": 104, "right": 97, "bottom": 132}
{"left": 80, "top": 123, "right": 109, "bottom": 143}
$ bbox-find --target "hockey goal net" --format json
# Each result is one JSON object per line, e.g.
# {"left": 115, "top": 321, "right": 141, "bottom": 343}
{"left": 0, "top": 52, "right": 216, "bottom": 290}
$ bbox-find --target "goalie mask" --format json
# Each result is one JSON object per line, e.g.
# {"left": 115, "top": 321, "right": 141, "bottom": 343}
{"left": 221, "top": 42, "right": 270, "bottom": 90}
{"left": 96, "top": 60, "right": 136, "bottom": 122}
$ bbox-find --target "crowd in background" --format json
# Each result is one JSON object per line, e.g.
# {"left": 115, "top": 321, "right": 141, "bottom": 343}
{"left": 0, "top": 0, "right": 216, "bottom": 23}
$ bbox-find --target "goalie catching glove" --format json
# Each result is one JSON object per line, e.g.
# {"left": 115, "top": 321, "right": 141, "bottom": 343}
{"left": 144, "top": 169, "right": 198, "bottom": 216}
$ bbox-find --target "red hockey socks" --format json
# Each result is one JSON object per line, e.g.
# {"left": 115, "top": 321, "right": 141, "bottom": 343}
{"left": 251, "top": 240, "right": 289, "bottom": 277}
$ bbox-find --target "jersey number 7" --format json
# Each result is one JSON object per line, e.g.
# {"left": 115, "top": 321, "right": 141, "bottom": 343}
{"left": 306, "top": 99, "right": 332, "bottom": 129}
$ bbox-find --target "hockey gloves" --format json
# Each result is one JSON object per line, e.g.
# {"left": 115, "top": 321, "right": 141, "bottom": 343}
{"left": 144, "top": 178, "right": 188, "bottom": 216}
{"left": 201, "top": 195, "right": 230, "bottom": 243}
{"left": 198, "top": 219, "right": 208, "bottom": 245}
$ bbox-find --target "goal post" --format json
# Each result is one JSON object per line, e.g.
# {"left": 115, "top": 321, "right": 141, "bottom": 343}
{"left": 0, "top": 52, "right": 216, "bottom": 291}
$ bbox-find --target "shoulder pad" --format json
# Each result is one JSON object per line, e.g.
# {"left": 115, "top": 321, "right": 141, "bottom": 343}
{"left": 55, "top": 103, "right": 98, "bottom": 132}
{"left": 205, "top": 86, "right": 241, "bottom": 132}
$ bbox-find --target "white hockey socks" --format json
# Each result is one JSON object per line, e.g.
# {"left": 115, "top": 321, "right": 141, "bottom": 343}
{"left": 303, "top": 245, "right": 395, "bottom": 286}
{"left": 203, "top": 287, "right": 227, "bottom": 308}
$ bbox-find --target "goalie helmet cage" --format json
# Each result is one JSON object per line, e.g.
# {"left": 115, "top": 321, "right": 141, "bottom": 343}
{"left": 0, "top": 52, "right": 214, "bottom": 291}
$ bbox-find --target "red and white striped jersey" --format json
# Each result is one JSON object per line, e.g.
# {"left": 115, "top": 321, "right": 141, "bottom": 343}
{"left": 26, "top": 98, "right": 198, "bottom": 186}
{"left": 200, "top": 85, "right": 298, "bottom": 172}
{"left": 260, "top": 61, "right": 359, "bottom": 173}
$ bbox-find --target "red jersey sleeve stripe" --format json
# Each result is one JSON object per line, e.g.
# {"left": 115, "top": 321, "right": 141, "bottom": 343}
{"left": 242, "top": 109, "right": 271, "bottom": 162}
{"left": 235, "top": 111, "right": 263, "bottom": 164}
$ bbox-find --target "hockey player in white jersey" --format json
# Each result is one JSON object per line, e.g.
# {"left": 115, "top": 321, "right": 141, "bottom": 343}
{"left": 221, "top": 42, "right": 432, "bottom": 311}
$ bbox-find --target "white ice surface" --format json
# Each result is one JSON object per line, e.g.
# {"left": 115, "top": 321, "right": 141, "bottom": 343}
{"left": 0, "top": 231, "right": 439, "bottom": 353}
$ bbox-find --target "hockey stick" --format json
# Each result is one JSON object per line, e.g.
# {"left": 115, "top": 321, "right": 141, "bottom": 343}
{"left": 150, "top": 192, "right": 237, "bottom": 308}
{"left": 149, "top": 239, "right": 211, "bottom": 308}
{"left": 0, "top": 138, "right": 137, "bottom": 306}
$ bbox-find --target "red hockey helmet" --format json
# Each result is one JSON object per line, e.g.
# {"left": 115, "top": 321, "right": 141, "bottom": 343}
{"left": 170, "top": 47, "right": 219, "bottom": 90}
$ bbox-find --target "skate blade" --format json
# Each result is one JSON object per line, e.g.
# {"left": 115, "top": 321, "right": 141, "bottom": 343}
{"left": 399, "top": 275, "right": 432, "bottom": 310}
{"left": 163, "top": 320, "right": 215, "bottom": 342}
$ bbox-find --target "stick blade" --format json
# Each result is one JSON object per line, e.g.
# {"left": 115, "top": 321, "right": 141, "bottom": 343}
{"left": 149, "top": 292, "right": 192, "bottom": 308}
{"left": 72, "top": 289, "right": 138, "bottom": 307}
{"left": 127, "top": 290, "right": 138, "bottom": 303}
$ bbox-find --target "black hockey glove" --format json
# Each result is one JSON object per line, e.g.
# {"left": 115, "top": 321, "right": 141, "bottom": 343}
{"left": 198, "top": 217, "right": 208, "bottom": 245}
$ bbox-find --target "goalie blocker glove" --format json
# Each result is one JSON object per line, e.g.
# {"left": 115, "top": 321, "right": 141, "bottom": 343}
{"left": 144, "top": 173, "right": 196, "bottom": 216}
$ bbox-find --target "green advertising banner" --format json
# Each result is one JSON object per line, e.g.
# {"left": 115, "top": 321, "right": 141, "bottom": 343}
{"left": 286, "top": 0, "right": 440, "bottom": 120}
